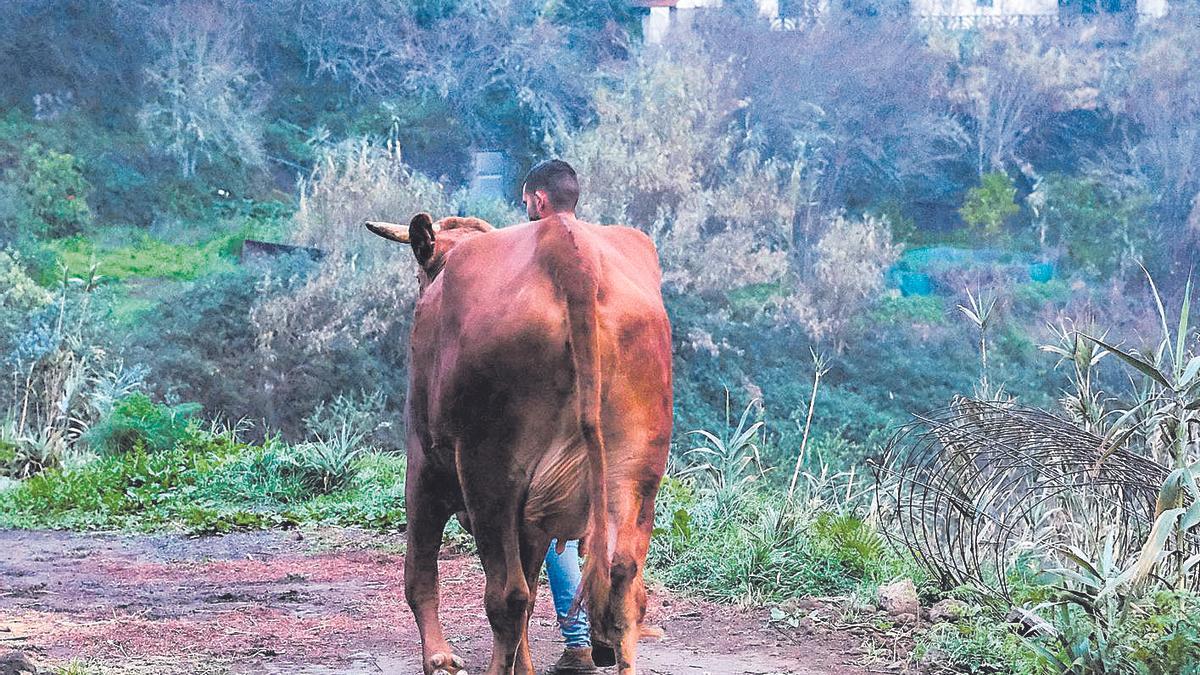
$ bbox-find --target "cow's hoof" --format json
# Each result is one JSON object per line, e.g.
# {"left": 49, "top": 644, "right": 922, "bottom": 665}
{"left": 429, "top": 652, "right": 466, "bottom": 674}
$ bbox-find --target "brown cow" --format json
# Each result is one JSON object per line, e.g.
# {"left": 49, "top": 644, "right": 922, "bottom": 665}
{"left": 365, "top": 211, "right": 673, "bottom": 675}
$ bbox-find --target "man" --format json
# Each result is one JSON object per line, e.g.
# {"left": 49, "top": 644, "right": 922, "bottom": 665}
{"left": 522, "top": 160, "right": 616, "bottom": 674}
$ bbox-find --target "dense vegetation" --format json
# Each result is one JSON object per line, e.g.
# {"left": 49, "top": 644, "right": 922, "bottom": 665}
{"left": 2, "top": 1, "right": 1200, "bottom": 673}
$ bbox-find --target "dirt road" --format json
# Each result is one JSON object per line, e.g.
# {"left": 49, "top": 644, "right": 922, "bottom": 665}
{"left": 0, "top": 529, "right": 872, "bottom": 674}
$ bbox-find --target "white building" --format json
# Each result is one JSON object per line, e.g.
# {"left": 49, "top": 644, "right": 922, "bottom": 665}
{"left": 631, "top": 0, "right": 1167, "bottom": 38}
{"left": 633, "top": 0, "right": 779, "bottom": 44}
{"left": 910, "top": 0, "right": 1168, "bottom": 27}
{"left": 910, "top": 0, "right": 1059, "bottom": 28}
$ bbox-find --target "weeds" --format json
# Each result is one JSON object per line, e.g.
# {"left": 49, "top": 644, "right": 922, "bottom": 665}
{"left": 0, "top": 420, "right": 405, "bottom": 533}
{"left": 650, "top": 395, "right": 910, "bottom": 605}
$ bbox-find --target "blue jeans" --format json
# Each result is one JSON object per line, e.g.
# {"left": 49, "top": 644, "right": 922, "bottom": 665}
{"left": 546, "top": 539, "right": 591, "bottom": 648}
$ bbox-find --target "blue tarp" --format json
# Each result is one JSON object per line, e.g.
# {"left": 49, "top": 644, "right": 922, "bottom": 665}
{"left": 887, "top": 246, "right": 1055, "bottom": 296}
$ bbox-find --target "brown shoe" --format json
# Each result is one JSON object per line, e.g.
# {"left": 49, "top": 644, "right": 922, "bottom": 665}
{"left": 544, "top": 647, "right": 598, "bottom": 674}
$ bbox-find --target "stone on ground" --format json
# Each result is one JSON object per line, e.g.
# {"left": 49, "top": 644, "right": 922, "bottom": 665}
{"left": 877, "top": 579, "right": 919, "bottom": 618}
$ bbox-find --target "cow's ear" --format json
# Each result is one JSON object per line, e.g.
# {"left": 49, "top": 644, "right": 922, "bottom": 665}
{"left": 410, "top": 213, "right": 435, "bottom": 266}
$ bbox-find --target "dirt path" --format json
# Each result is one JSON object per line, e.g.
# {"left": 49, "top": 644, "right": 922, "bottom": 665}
{"left": 0, "top": 529, "right": 872, "bottom": 675}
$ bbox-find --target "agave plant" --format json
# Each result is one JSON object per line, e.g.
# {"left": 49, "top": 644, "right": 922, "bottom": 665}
{"left": 290, "top": 423, "right": 368, "bottom": 494}
{"left": 681, "top": 394, "right": 764, "bottom": 513}
{"left": 2, "top": 425, "right": 65, "bottom": 478}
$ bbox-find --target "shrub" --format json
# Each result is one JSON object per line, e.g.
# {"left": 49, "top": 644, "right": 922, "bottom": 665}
{"left": 18, "top": 144, "right": 93, "bottom": 237}
{"left": 125, "top": 260, "right": 364, "bottom": 439}
{"left": 1032, "top": 172, "right": 1153, "bottom": 277}
{"left": 785, "top": 213, "right": 900, "bottom": 352}
{"left": 960, "top": 172, "right": 1019, "bottom": 241}
{"left": 85, "top": 393, "right": 200, "bottom": 455}
{"left": 0, "top": 426, "right": 65, "bottom": 479}
{"left": 914, "top": 612, "right": 1021, "bottom": 673}
{"left": 1, "top": 266, "right": 142, "bottom": 456}
{"left": 867, "top": 295, "right": 947, "bottom": 326}
{"left": 0, "top": 249, "right": 53, "bottom": 334}
{"left": 247, "top": 256, "right": 415, "bottom": 438}
{"left": 649, "top": 401, "right": 906, "bottom": 604}
{"left": 287, "top": 425, "right": 368, "bottom": 495}
{"left": 292, "top": 137, "right": 452, "bottom": 257}
{"left": 562, "top": 48, "right": 795, "bottom": 294}
{"left": 303, "top": 389, "right": 396, "bottom": 449}
{"left": 811, "top": 511, "right": 885, "bottom": 577}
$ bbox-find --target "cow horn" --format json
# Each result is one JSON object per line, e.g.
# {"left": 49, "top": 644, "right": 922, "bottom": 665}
{"left": 364, "top": 220, "right": 411, "bottom": 243}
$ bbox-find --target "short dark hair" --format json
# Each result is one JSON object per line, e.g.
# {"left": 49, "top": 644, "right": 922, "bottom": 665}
{"left": 523, "top": 159, "right": 579, "bottom": 212}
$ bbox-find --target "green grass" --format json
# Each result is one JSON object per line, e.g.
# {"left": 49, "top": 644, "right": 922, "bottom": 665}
{"left": 47, "top": 231, "right": 240, "bottom": 282}
{"left": 867, "top": 294, "right": 948, "bottom": 326}
{"left": 0, "top": 424, "right": 406, "bottom": 534}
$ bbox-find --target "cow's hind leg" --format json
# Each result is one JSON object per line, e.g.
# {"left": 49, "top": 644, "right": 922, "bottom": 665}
{"left": 600, "top": 484, "right": 660, "bottom": 675}
{"left": 406, "top": 470, "right": 468, "bottom": 675}
{"left": 513, "top": 533, "right": 550, "bottom": 675}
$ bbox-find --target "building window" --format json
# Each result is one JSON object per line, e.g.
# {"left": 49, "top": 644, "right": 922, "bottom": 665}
{"left": 977, "top": 0, "right": 994, "bottom": 6}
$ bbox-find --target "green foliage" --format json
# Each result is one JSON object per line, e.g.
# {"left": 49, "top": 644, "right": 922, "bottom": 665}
{"left": 85, "top": 393, "right": 200, "bottom": 455}
{"left": 812, "top": 511, "right": 885, "bottom": 576}
{"left": 0, "top": 249, "right": 53, "bottom": 333}
{"left": 915, "top": 611, "right": 1022, "bottom": 673}
{"left": 0, "top": 421, "right": 405, "bottom": 533}
{"left": 1010, "top": 280, "right": 1071, "bottom": 315}
{"left": 1036, "top": 173, "right": 1153, "bottom": 276}
{"left": 648, "top": 402, "right": 906, "bottom": 603}
{"left": 287, "top": 426, "right": 368, "bottom": 495}
{"left": 960, "top": 172, "right": 1020, "bottom": 240}
{"left": 49, "top": 231, "right": 239, "bottom": 281}
{"left": 0, "top": 425, "right": 64, "bottom": 479}
{"left": 18, "top": 144, "right": 94, "bottom": 237}
{"left": 867, "top": 295, "right": 948, "bottom": 326}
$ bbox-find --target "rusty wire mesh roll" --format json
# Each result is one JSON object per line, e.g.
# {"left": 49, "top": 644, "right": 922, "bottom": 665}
{"left": 870, "top": 397, "right": 1181, "bottom": 602}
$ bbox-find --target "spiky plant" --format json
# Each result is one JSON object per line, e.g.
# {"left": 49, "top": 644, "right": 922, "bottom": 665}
{"left": 682, "top": 394, "right": 765, "bottom": 514}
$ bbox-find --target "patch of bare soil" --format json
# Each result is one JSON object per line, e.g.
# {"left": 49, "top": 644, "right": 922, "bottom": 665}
{"left": 0, "top": 529, "right": 875, "bottom": 674}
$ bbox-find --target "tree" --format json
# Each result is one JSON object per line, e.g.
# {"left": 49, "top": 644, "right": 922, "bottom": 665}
{"left": 960, "top": 172, "right": 1019, "bottom": 240}
{"left": 291, "top": 0, "right": 599, "bottom": 155}
{"left": 950, "top": 28, "right": 1104, "bottom": 178}
{"left": 561, "top": 49, "right": 799, "bottom": 294}
{"left": 0, "top": 0, "right": 151, "bottom": 118}
{"left": 696, "top": 10, "right": 964, "bottom": 211}
{"left": 1121, "top": 16, "right": 1200, "bottom": 229}
{"left": 19, "top": 145, "right": 93, "bottom": 238}
{"left": 789, "top": 214, "right": 899, "bottom": 353}
{"left": 139, "top": 0, "right": 268, "bottom": 178}
{"left": 1032, "top": 173, "right": 1152, "bottom": 276}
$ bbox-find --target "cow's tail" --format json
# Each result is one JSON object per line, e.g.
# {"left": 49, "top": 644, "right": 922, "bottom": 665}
{"left": 551, "top": 223, "right": 613, "bottom": 631}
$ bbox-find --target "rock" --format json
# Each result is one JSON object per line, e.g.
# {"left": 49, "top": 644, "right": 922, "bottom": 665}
{"left": 877, "top": 579, "right": 920, "bottom": 617}
{"left": 1006, "top": 606, "right": 1057, "bottom": 637}
{"left": 778, "top": 596, "right": 822, "bottom": 614}
{"left": 929, "top": 598, "right": 968, "bottom": 623}
{"left": 893, "top": 612, "right": 919, "bottom": 625}
{"left": 0, "top": 651, "right": 37, "bottom": 675}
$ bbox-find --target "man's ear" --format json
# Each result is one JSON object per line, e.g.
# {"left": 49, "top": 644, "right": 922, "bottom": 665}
{"left": 409, "top": 212, "right": 435, "bottom": 266}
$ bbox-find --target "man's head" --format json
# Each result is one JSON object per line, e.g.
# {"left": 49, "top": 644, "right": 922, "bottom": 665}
{"left": 522, "top": 159, "right": 579, "bottom": 221}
